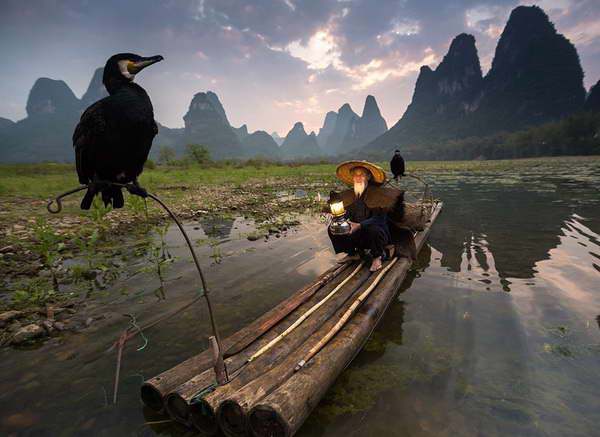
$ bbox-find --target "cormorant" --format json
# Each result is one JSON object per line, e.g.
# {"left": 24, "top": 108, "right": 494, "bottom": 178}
{"left": 390, "top": 149, "right": 405, "bottom": 180}
{"left": 74, "top": 53, "right": 164, "bottom": 209}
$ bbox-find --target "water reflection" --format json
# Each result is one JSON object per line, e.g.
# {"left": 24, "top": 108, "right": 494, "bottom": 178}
{"left": 1, "top": 160, "right": 599, "bottom": 436}
{"left": 196, "top": 215, "right": 236, "bottom": 240}
{"left": 301, "top": 162, "right": 600, "bottom": 437}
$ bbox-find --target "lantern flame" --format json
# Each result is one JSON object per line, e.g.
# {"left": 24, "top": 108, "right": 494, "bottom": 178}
{"left": 330, "top": 200, "right": 345, "bottom": 217}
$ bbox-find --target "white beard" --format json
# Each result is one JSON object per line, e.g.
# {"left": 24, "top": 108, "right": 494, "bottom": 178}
{"left": 354, "top": 181, "right": 367, "bottom": 197}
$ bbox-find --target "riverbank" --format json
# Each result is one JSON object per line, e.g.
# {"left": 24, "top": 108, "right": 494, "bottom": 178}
{"left": 0, "top": 156, "right": 598, "bottom": 347}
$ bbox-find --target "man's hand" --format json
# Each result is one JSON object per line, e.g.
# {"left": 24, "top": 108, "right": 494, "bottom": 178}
{"left": 349, "top": 221, "right": 361, "bottom": 234}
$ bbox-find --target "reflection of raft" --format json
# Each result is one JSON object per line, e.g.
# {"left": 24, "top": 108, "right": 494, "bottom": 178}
{"left": 141, "top": 200, "right": 443, "bottom": 437}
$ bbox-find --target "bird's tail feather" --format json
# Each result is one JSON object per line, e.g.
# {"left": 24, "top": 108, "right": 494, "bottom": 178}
{"left": 102, "top": 186, "right": 124, "bottom": 209}
{"left": 80, "top": 186, "right": 97, "bottom": 210}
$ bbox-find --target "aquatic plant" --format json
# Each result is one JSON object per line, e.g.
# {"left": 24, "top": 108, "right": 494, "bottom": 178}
{"left": 31, "top": 217, "right": 64, "bottom": 292}
{"left": 126, "top": 194, "right": 149, "bottom": 220}
{"left": 140, "top": 223, "right": 174, "bottom": 300}
{"left": 209, "top": 239, "right": 222, "bottom": 264}
{"left": 11, "top": 277, "right": 59, "bottom": 309}
{"left": 89, "top": 196, "right": 112, "bottom": 233}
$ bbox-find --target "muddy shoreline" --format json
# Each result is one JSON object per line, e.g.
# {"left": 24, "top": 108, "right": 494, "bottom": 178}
{"left": 0, "top": 176, "right": 335, "bottom": 348}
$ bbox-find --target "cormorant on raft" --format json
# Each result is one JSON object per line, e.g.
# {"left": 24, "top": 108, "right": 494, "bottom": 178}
{"left": 390, "top": 149, "right": 405, "bottom": 180}
{"left": 74, "top": 53, "right": 164, "bottom": 209}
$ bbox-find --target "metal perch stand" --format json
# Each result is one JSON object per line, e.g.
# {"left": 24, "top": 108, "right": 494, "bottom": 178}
{"left": 47, "top": 182, "right": 228, "bottom": 381}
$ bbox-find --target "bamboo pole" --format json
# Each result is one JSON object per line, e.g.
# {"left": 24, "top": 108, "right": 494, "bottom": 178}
{"left": 141, "top": 262, "right": 349, "bottom": 412}
{"left": 193, "top": 271, "right": 373, "bottom": 436}
{"left": 295, "top": 257, "right": 398, "bottom": 371}
{"left": 213, "top": 272, "right": 374, "bottom": 437}
{"left": 248, "top": 203, "right": 442, "bottom": 437}
{"left": 246, "top": 262, "right": 364, "bottom": 363}
{"left": 163, "top": 264, "right": 367, "bottom": 427}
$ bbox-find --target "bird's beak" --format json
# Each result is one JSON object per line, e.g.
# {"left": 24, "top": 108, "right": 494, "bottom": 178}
{"left": 127, "top": 55, "right": 164, "bottom": 74}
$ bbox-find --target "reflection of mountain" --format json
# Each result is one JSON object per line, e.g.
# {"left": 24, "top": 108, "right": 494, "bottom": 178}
{"left": 352, "top": 248, "right": 430, "bottom": 365}
{"left": 430, "top": 181, "right": 583, "bottom": 281}
{"left": 197, "top": 216, "right": 235, "bottom": 239}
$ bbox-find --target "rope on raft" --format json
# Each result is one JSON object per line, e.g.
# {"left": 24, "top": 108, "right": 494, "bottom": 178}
{"left": 47, "top": 181, "right": 228, "bottom": 402}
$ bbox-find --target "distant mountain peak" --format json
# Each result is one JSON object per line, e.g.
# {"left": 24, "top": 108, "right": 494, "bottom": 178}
{"left": 363, "top": 4, "right": 586, "bottom": 156}
{"left": 338, "top": 103, "right": 357, "bottom": 116}
{"left": 291, "top": 121, "right": 306, "bottom": 133}
{"left": 280, "top": 121, "right": 322, "bottom": 159}
{"left": 205, "top": 90, "right": 230, "bottom": 125}
{"left": 81, "top": 67, "right": 107, "bottom": 106}
{"left": 26, "top": 77, "right": 79, "bottom": 116}
{"left": 270, "top": 131, "right": 284, "bottom": 146}
{"left": 233, "top": 124, "right": 249, "bottom": 141}
{"left": 317, "top": 111, "right": 338, "bottom": 147}
{"left": 361, "top": 95, "right": 383, "bottom": 119}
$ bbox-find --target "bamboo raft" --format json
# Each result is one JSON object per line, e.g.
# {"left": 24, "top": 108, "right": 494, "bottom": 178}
{"left": 141, "top": 200, "right": 443, "bottom": 437}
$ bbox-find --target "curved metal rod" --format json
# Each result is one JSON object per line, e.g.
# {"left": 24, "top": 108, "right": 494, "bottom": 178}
{"left": 383, "top": 171, "right": 433, "bottom": 217}
{"left": 144, "top": 192, "right": 225, "bottom": 370}
{"left": 47, "top": 185, "right": 88, "bottom": 213}
{"left": 46, "top": 182, "right": 227, "bottom": 380}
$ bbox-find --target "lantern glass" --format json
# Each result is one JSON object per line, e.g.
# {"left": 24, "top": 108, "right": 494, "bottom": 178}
{"left": 330, "top": 200, "right": 345, "bottom": 217}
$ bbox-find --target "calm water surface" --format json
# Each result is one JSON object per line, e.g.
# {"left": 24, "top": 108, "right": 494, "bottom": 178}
{"left": 1, "top": 159, "right": 599, "bottom": 436}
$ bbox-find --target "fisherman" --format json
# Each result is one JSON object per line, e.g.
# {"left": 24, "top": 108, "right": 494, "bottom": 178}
{"left": 327, "top": 161, "right": 403, "bottom": 272}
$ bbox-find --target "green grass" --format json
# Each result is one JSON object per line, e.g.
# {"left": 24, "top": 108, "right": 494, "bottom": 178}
{"left": 1, "top": 156, "right": 598, "bottom": 199}
{"left": 0, "top": 162, "right": 336, "bottom": 198}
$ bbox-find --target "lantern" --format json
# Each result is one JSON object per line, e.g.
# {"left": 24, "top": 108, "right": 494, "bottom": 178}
{"left": 328, "top": 191, "right": 351, "bottom": 235}
{"left": 330, "top": 200, "right": 345, "bottom": 217}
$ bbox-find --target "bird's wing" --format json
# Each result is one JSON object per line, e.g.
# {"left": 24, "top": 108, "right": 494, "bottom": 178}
{"left": 73, "top": 100, "right": 107, "bottom": 184}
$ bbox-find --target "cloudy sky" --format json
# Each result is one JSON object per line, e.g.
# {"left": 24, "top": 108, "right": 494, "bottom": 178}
{"left": 1, "top": 0, "right": 599, "bottom": 135}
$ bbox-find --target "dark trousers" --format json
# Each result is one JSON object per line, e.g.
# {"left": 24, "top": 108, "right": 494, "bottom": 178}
{"left": 328, "top": 224, "right": 389, "bottom": 258}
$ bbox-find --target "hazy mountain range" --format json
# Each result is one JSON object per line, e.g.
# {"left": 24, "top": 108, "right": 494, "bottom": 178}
{"left": 0, "top": 5, "right": 598, "bottom": 163}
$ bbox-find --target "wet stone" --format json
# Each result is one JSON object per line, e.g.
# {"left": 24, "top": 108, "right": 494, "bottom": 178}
{"left": 41, "top": 320, "right": 55, "bottom": 334}
{"left": 7, "top": 320, "right": 22, "bottom": 332}
{"left": 0, "top": 245, "right": 15, "bottom": 254}
{"left": 11, "top": 323, "right": 46, "bottom": 344}
{"left": 0, "top": 310, "right": 24, "bottom": 327}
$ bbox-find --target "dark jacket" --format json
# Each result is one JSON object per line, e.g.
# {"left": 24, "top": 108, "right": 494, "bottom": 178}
{"left": 328, "top": 184, "right": 416, "bottom": 259}
{"left": 335, "top": 184, "right": 405, "bottom": 227}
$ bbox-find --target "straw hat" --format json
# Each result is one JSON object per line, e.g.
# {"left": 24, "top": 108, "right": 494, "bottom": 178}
{"left": 336, "top": 160, "right": 386, "bottom": 185}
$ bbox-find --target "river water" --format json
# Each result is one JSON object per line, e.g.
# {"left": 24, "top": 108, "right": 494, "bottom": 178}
{"left": 1, "top": 158, "right": 599, "bottom": 436}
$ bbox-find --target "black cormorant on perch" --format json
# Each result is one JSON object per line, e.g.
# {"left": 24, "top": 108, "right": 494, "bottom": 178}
{"left": 74, "top": 53, "right": 164, "bottom": 209}
{"left": 390, "top": 149, "right": 405, "bottom": 180}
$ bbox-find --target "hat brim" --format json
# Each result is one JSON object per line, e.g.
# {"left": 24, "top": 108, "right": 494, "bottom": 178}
{"left": 336, "top": 160, "right": 386, "bottom": 186}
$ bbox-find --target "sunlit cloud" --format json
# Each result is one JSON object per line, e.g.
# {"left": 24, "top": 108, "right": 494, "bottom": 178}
{"left": 376, "top": 19, "right": 421, "bottom": 46}
{"left": 274, "top": 94, "right": 324, "bottom": 128}
{"left": 285, "top": 26, "right": 437, "bottom": 91}
{"left": 195, "top": 50, "right": 209, "bottom": 60}
{"left": 519, "top": 0, "right": 573, "bottom": 16}
{"left": 283, "top": 0, "right": 296, "bottom": 12}
{"left": 286, "top": 29, "right": 342, "bottom": 70}
{"left": 465, "top": 4, "right": 511, "bottom": 37}
{"left": 1, "top": 0, "right": 599, "bottom": 133}
{"left": 562, "top": 18, "right": 600, "bottom": 46}
{"left": 345, "top": 48, "right": 438, "bottom": 90}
